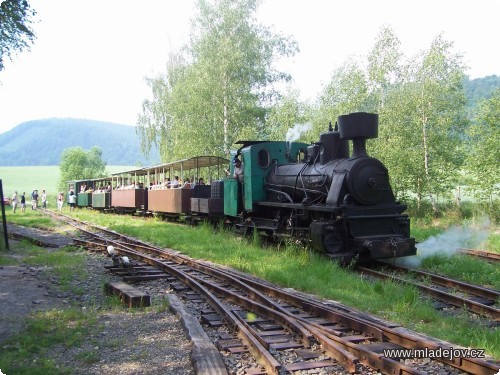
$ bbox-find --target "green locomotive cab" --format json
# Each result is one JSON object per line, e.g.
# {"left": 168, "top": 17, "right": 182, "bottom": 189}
{"left": 224, "top": 140, "right": 308, "bottom": 217}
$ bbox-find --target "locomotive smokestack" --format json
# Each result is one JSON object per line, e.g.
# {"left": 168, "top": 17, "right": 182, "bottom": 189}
{"left": 338, "top": 112, "right": 379, "bottom": 158}
{"left": 351, "top": 138, "right": 367, "bottom": 158}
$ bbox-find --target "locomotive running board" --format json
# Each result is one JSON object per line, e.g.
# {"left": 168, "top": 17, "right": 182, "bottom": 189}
{"left": 255, "top": 201, "right": 338, "bottom": 213}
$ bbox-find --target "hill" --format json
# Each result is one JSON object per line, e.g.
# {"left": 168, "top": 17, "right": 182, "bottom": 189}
{"left": 0, "top": 118, "right": 161, "bottom": 166}
{"left": 463, "top": 75, "right": 500, "bottom": 111}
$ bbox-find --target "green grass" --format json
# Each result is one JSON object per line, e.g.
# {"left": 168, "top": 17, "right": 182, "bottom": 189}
{"left": 47, "top": 208, "right": 499, "bottom": 359}
{"left": 486, "top": 233, "right": 500, "bottom": 252}
{"left": 0, "top": 308, "right": 96, "bottom": 375}
{"left": 6, "top": 210, "right": 58, "bottom": 228}
{"left": 0, "top": 165, "right": 135, "bottom": 198}
{"left": 4, "top": 207, "right": 500, "bottom": 360}
{"left": 421, "top": 254, "right": 500, "bottom": 289}
{"left": 25, "top": 246, "right": 89, "bottom": 292}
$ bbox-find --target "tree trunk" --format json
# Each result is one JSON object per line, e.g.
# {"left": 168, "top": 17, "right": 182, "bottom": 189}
{"left": 454, "top": 186, "right": 461, "bottom": 207}
{"left": 417, "top": 177, "right": 422, "bottom": 210}
{"left": 223, "top": 92, "right": 229, "bottom": 157}
{"left": 421, "top": 111, "right": 439, "bottom": 215}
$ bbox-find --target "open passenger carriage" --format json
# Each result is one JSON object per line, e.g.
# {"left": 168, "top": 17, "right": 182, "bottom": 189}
{"left": 111, "top": 168, "right": 149, "bottom": 213}
{"left": 143, "top": 156, "right": 228, "bottom": 220}
{"left": 90, "top": 177, "right": 113, "bottom": 210}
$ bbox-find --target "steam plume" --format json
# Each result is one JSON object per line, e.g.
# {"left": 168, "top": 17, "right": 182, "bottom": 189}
{"left": 396, "top": 219, "right": 490, "bottom": 268}
{"left": 286, "top": 122, "right": 312, "bottom": 142}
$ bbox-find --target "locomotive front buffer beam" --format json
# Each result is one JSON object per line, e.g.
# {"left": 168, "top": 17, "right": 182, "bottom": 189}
{"left": 359, "top": 237, "right": 417, "bottom": 260}
{"left": 310, "top": 221, "right": 417, "bottom": 262}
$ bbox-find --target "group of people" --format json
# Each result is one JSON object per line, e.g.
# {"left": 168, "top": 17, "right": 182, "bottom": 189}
{"left": 8, "top": 157, "right": 244, "bottom": 215}
{"left": 115, "top": 177, "right": 208, "bottom": 191}
{"left": 11, "top": 189, "right": 48, "bottom": 213}
{"left": 148, "top": 177, "right": 207, "bottom": 190}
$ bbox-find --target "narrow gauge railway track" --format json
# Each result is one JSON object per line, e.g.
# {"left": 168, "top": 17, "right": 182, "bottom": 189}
{"left": 357, "top": 262, "right": 500, "bottom": 322}
{"left": 457, "top": 248, "right": 500, "bottom": 263}
{"left": 44, "top": 211, "right": 500, "bottom": 375}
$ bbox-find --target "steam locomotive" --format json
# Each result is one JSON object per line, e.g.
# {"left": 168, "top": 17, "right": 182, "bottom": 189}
{"left": 69, "top": 112, "right": 416, "bottom": 263}
{"left": 224, "top": 112, "right": 416, "bottom": 263}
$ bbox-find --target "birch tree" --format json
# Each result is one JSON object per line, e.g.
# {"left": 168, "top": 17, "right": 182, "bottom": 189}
{"left": 380, "top": 35, "right": 467, "bottom": 212}
{"left": 466, "top": 89, "right": 500, "bottom": 209}
{"left": 137, "top": 50, "right": 188, "bottom": 161}
{"left": 138, "top": 0, "right": 297, "bottom": 161}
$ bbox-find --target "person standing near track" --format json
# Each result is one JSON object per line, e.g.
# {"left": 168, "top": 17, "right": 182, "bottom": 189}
{"left": 57, "top": 192, "right": 64, "bottom": 212}
{"left": 11, "top": 191, "right": 18, "bottom": 213}
{"left": 20, "top": 192, "right": 26, "bottom": 212}
{"left": 68, "top": 190, "right": 76, "bottom": 212}
{"left": 41, "top": 190, "right": 47, "bottom": 211}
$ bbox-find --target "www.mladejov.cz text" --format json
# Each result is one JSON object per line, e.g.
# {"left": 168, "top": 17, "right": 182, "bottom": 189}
{"left": 383, "top": 347, "right": 486, "bottom": 361}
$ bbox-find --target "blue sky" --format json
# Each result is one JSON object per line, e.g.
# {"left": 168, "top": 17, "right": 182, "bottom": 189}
{"left": 0, "top": 0, "right": 498, "bottom": 134}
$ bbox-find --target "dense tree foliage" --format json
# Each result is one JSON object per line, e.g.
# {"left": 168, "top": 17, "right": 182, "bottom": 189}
{"left": 381, "top": 35, "right": 468, "bottom": 214}
{"left": 57, "top": 147, "right": 106, "bottom": 192}
{"left": 0, "top": 0, "right": 36, "bottom": 71}
{"left": 463, "top": 75, "right": 500, "bottom": 112}
{"left": 138, "top": 0, "right": 298, "bottom": 161}
{"left": 137, "top": 18, "right": 497, "bottom": 219}
{"left": 466, "top": 89, "right": 500, "bottom": 205}
{"left": 312, "top": 28, "right": 468, "bottom": 215}
{"left": 266, "top": 89, "right": 312, "bottom": 141}
{"left": 137, "top": 50, "right": 187, "bottom": 161}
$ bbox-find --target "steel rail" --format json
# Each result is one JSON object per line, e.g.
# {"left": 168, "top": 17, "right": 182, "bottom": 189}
{"left": 458, "top": 248, "right": 500, "bottom": 263}
{"left": 42, "top": 212, "right": 283, "bottom": 373}
{"left": 375, "top": 261, "right": 500, "bottom": 302}
{"left": 67, "top": 225, "right": 417, "bottom": 373}
{"left": 357, "top": 266, "right": 500, "bottom": 322}
{"left": 214, "top": 266, "right": 500, "bottom": 375}
{"left": 81, "top": 237, "right": 362, "bottom": 372}
{"left": 44, "top": 211, "right": 500, "bottom": 374}
{"left": 104, "top": 241, "right": 284, "bottom": 375}
{"left": 84, "top": 237, "right": 425, "bottom": 374}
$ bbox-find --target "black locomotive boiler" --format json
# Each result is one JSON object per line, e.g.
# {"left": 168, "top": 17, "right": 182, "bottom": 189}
{"left": 225, "top": 112, "right": 417, "bottom": 263}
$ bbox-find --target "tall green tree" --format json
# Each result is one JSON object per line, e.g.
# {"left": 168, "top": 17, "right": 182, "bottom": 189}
{"left": 57, "top": 147, "right": 106, "bottom": 191}
{"left": 366, "top": 26, "right": 402, "bottom": 110}
{"left": 138, "top": 0, "right": 298, "bottom": 161}
{"left": 404, "top": 35, "right": 467, "bottom": 213}
{"left": 0, "top": 0, "right": 36, "bottom": 72}
{"left": 314, "top": 60, "right": 372, "bottom": 141}
{"left": 137, "top": 50, "right": 188, "bottom": 161}
{"left": 466, "top": 89, "right": 500, "bottom": 206}
{"left": 315, "top": 30, "right": 468, "bottom": 213}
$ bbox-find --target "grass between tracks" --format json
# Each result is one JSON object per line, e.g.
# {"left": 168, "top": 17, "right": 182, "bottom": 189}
{"left": 0, "top": 237, "right": 170, "bottom": 374}
{"left": 3, "top": 208, "right": 500, "bottom": 361}
{"left": 0, "top": 239, "right": 120, "bottom": 374}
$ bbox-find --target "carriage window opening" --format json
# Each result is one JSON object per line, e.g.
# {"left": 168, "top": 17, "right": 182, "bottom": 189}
{"left": 258, "top": 149, "right": 270, "bottom": 169}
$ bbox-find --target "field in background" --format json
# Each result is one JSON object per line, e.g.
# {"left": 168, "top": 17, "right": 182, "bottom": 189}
{"left": 0, "top": 166, "right": 135, "bottom": 198}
